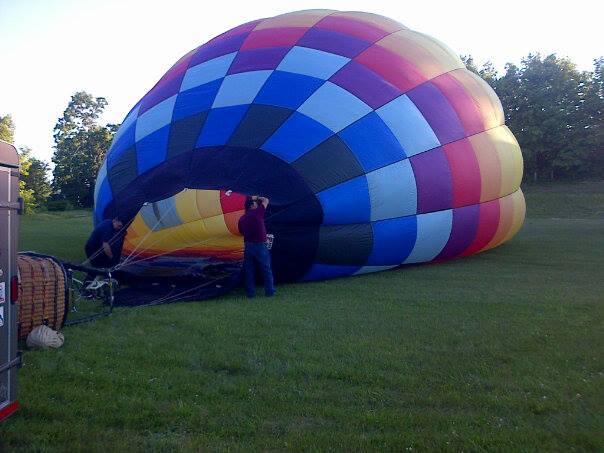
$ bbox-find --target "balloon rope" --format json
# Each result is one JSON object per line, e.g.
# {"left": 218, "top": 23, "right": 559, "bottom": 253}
{"left": 111, "top": 191, "right": 317, "bottom": 308}
{"left": 98, "top": 185, "right": 294, "bottom": 270}
{"left": 112, "top": 230, "right": 244, "bottom": 270}
{"left": 129, "top": 276, "right": 232, "bottom": 308}
{"left": 114, "top": 188, "right": 323, "bottom": 270}
{"left": 116, "top": 201, "right": 180, "bottom": 268}
{"left": 113, "top": 191, "right": 242, "bottom": 270}
{"left": 119, "top": 198, "right": 289, "bottom": 306}
{"left": 116, "top": 189, "right": 241, "bottom": 269}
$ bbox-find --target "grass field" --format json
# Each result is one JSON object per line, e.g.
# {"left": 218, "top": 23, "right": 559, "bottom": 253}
{"left": 1, "top": 182, "right": 603, "bottom": 452}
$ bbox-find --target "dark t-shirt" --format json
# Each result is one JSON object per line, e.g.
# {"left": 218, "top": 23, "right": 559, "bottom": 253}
{"left": 238, "top": 205, "right": 267, "bottom": 243}
{"left": 85, "top": 220, "right": 124, "bottom": 258}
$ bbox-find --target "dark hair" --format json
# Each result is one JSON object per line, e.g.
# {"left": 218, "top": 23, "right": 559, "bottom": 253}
{"left": 244, "top": 198, "right": 256, "bottom": 211}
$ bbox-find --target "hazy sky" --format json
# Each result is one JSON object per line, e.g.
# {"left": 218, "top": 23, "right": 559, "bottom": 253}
{"left": 1, "top": 0, "right": 602, "bottom": 163}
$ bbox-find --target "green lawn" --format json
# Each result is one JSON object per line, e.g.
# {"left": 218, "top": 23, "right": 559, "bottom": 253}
{"left": 1, "top": 183, "right": 603, "bottom": 452}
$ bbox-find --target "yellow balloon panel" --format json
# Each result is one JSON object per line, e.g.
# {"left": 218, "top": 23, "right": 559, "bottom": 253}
{"left": 378, "top": 30, "right": 464, "bottom": 81}
{"left": 122, "top": 189, "right": 244, "bottom": 262}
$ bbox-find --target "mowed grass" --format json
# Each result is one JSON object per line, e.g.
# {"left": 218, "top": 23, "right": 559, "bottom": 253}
{"left": 1, "top": 183, "right": 603, "bottom": 452}
{"left": 522, "top": 180, "right": 604, "bottom": 219}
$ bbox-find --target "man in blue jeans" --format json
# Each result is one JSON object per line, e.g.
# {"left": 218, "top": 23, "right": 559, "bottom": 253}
{"left": 237, "top": 195, "right": 275, "bottom": 298}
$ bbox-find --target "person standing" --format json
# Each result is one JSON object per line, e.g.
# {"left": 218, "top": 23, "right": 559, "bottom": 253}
{"left": 237, "top": 196, "right": 275, "bottom": 298}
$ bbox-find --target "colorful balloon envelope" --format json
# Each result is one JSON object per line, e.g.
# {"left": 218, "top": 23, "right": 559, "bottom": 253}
{"left": 94, "top": 9, "right": 525, "bottom": 282}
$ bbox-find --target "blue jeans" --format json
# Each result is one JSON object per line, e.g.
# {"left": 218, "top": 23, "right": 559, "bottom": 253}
{"left": 244, "top": 242, "right": 275, "bottom": 297}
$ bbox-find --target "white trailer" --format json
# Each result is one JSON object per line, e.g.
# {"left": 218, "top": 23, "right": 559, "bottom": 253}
{"left": 0, "top": 140, "right": 21, "bottom": 422}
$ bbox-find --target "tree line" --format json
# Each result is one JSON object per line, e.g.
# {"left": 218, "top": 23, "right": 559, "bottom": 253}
{"left": 0, "top": 115, "right": 52, "bottom": 213}
{"left": 0, "top": 92, "right": 115, "bottom": 212}
{"left": 0, "top": 52, "right": 602, "bottom": 212}
{"left": 463, "top": 54, "right": 603, "bottom": 182}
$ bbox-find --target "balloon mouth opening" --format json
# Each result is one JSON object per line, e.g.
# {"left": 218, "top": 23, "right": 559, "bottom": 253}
{"left": 116, "top": 188, "right": 246, "bottom": 279}
{"left": 99, "top": 146, "right": 324, "bottom": 282}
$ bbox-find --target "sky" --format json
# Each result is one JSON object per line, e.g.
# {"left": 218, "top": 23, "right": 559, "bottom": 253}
{"left": 0, "top": 0, "right": 602, "bottom": 163}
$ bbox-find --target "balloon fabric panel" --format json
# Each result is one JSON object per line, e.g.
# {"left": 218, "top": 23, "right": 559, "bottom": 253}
{"left": 94, "top": 9, "right": 525, "bottom": 282}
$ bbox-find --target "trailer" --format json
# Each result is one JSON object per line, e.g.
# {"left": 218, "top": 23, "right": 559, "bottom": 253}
{"left": 0, "top": 140, "right": 21, "bottom": 422}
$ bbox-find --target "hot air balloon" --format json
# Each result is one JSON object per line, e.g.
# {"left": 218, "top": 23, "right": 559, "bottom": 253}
{"left": 94, "top": 9, "right": 525, "bottom": 286}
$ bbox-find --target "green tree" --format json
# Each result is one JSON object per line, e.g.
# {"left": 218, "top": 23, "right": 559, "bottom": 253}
{"left": 493, "top": 54, "right": 603, "bottom": 181}
{"left": 0, "top": 114, "right": 15, "bottom": 142}
{"left": 593, "top": 57, "right": 604, "bottom": 98}
{"left": 17, "top": 149, "right": 35, "bottom": 213}
{"left": 461, "top": 55, "right": 498, "bottom": 87}
{"left": 52, "top": 92, "right": 117, "bottom": 207}
{"left": 581, "top": 57, "right": 604, "bottom": 178}
{"left": 0, "top": 115, "right": 49, "bottom": 212}
{"left": 461, "top": 54, "right": 479, "bottom": 74}
{"left": 555, "top": 60, "right": 604, "bottom": 178}
{"left": 478, "top": 61, "right": 499, "bottom": 86}
{"left": 19, "top": 146, "right": 52, "bottom": 211}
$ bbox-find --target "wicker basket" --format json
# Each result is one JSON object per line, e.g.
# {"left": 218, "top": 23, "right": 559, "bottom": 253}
{"left": 17, "top": 253, "right": 68, "bottom": 340}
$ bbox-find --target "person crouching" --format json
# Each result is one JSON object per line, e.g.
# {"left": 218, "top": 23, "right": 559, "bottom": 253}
{"left": 84, "top": 217, "right": 125, "bottom": 269}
